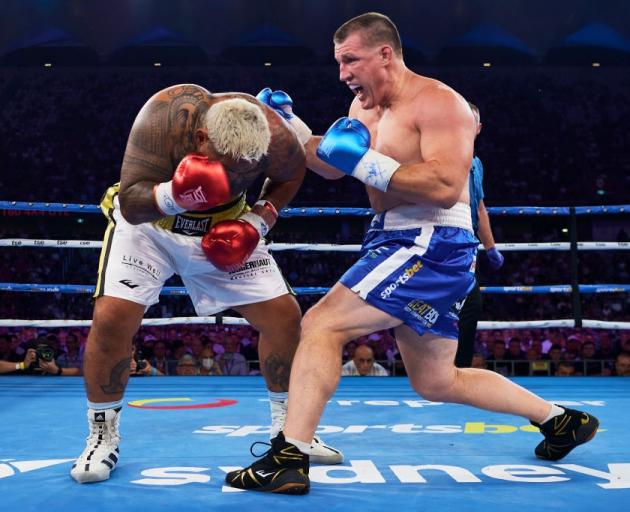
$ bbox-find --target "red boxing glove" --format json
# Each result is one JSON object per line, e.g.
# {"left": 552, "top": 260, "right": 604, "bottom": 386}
{"left": 201, "top": 200, "right": 278, "bottom": 272}
{"left": 153, "top": 154, "right": 231, "bottom": 215}
{"left": 202, "top": 220, "right": 260, "bottom": 272}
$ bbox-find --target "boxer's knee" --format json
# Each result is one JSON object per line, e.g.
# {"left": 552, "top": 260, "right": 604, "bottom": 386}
{"left": 253, "top": 295, "right": 302, "bottom": 342}
{"left": 409, "top": 368, "right": 459, "bottom": 402}
{"left": 89, "top": 297, "right": 144, "bottom": 354}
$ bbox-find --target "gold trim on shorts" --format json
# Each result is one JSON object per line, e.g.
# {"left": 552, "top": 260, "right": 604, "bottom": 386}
{"left": 94, "top": 186, "right": 119, "bottom": 299}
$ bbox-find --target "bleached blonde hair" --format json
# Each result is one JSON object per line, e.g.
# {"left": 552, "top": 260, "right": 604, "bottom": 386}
{"left": 205, "top": 98, "right": 270, "bottom": 162}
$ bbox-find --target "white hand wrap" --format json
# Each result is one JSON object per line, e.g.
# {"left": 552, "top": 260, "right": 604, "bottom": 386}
{"left": 239, "top": 200, "right": 278, "bottom": 237}
{"left": 352, "top": 149, "right": 401, "bottom": 192}
{"left": 288, "top": 115, "right": 313, "bottom": 146}
{"left": 239, "top": 211, "right": 269, "bottom": 237}
{"left": 154, "top": 181, "right": 186, "bottom": 216}
{"left": 279, "top": 105, "right": 312, "bottom": 146}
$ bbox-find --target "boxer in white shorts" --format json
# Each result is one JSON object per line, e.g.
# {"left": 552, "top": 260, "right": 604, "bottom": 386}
{"left": 97, "top": 189, "right": 289, "bottom": 315}
{"left": 71, "top": 84, "right": 342, "bottom": 485}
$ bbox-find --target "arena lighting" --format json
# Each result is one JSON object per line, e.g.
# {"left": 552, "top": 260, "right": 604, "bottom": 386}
{"left": 592, "top": 62, "right": 601, "bottom": 67}
{"left": 44, "top": 63, "right": 52, "bottom": 67}
{"left": 264, "top": 62, "right": 272, "bottom": 66}
{"left": 562, "top": 228, "right": 569, "bottom": 233}
{"left": 483, "top": 62, "right": 491, "bottom": 67}
{"left": 153, "top": 62, "right": 162, "bottom": 67}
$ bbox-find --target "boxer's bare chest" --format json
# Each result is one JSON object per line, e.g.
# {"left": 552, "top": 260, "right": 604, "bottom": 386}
{"left": 359, "top": 108, "right": 423, "bottom": 166}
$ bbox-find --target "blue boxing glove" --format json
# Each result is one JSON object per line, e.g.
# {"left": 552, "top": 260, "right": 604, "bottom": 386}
{"left": 256, "top": 88, "right": 312, "bottom": 145}
{"left": 316, "top": 117, "right": 401, "bottom": 192}
{"left": 486, "top": 247, "right": 504, "bottom": 270}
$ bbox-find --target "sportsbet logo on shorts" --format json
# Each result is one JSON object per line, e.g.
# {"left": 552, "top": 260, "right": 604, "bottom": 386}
{"left": 380, "top": 260, "right": 423, "bottom": 299}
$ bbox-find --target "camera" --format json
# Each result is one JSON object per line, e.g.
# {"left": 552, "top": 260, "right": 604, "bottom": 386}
{"left": 36, "top": 343, "right": 55, "bottom": 363}
{"left": 134, "top": 347, "right": 147, "bottom": 371}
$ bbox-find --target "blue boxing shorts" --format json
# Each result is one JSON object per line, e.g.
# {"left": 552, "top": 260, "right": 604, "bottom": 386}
{"left": 339, "top": 202, "right": 478, "bottom": 339}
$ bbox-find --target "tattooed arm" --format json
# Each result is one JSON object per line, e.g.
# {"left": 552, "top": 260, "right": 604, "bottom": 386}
{"left": 118, "top": 85, "right": 208, "bottom": 224}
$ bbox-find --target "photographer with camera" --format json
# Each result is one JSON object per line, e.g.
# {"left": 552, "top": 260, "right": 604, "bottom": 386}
{"left": 0, "top": 348, "right": 36, "bottom": 374}
{"left": 0, "top": 337, "right": 81, "bottom": 375}
{"left": 130, "top": 344, "right": 163, "bottom": 377}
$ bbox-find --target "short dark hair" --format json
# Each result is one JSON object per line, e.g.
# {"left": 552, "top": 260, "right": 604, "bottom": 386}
{"left": 468, "top": 102, "right": 480, "bottom": 124}
{"left": 334, "top": 12, "right": 402, "bottom": 56}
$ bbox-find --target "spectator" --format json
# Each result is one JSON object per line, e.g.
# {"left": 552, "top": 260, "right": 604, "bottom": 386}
{"left": 342, "top": 345, "right": 388, "bottom": 377}
{"left": 555, "top": 361, "right": 576, "bottom": 377}
{"left": 1, "top": 338, "right": 81, "bottom": 375}
{"left": 56, "top": 332, "right": 84, "bottom": 370}
{"left": 487, "top": 340, "right": 509, "bottom": 376}
{"left": 0, "top": 348, "right": 36, "bottom": 374}
{"left": 470, "top": 353, "right": 487, "bottom": 369}
{"left": 217, "top": 335, "right": 249, "bottom": 376}
{"left": 130, "top": 344, "right": 163, "bottom": 377}
{"left": 580, "top": 341, "right": 602, "bottom": 375}
{"left": 199, "top": 346, "right": 222, "bottom": 376}
{"left": 149, "top": 340, "right": 171, "bottom": 376}
{"left": 613, "top": 352, "right": 630, "bottom": 377}
{"left": 0, "top": 334, "right": 14, "bottom": 360}
{"left": 544, "top": 344, "right": 564, "bottom": 375}
{"left": 176, "top": 354, "right": 199, "bottom": 376}
{"left": 343, "top": 341, "right": 358, "bottom": 362}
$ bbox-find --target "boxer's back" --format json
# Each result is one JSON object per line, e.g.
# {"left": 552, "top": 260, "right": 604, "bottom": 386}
{"left": 126, "top": 84, "right": 303, "bottom": 190}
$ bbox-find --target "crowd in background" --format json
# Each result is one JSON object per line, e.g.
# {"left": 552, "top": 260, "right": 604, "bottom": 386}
{"left": 1, "top": 65, "right": 629, "bottom": 377}
{"left": 2, "top": 324, "right": 630, "bottom": 378}
{"left": 0, "top": 65, "right": 629, "bottom": 206}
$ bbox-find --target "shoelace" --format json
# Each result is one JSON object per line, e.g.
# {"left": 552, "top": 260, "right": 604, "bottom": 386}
{"left": 87, "top": 417, "right": 120, "bottom": 444}
{"left": 249, "top": 441, "right": 272, "bottom": 458}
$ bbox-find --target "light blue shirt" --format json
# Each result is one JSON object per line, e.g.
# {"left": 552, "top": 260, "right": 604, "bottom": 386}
{"left": 468, "top": 156, "right": 485, "bottom": 233}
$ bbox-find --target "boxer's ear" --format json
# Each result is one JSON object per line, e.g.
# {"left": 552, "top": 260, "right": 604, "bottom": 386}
{"left": 379, "top": 45, "right": 393, "bottom": 65}
{"left": 195, "top": 128, "right": 209, "bottom": 145}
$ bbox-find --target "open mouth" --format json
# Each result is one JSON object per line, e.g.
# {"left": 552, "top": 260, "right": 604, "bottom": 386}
{"left": 349, "top": 84, "right": 364, "bottom": 96}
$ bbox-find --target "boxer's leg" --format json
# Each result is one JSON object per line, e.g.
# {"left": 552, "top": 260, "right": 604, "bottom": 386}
{"left": 225, "top": 284, "right": 400, "bottom": 493}
{"left": 235, "top": 294, "right": 300, "bottom": 394}
{"left": 72, "top": 193, "right": 171, "bottom": 484}
{"left": 236, "top": 294, "right": 344, "bottom": 464}
{"left": 83, "top": 297, "right": 144, "bottom": 403}
{"left": 71, "top": 296, "right": 144, "bottom": 483}
{"left": 396, "top": 325, "right": 599, "bottom": 461}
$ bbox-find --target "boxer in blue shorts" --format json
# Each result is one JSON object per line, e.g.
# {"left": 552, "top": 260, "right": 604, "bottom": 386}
{"left": 228, "top": 12, "right": 599, "bottom": 494}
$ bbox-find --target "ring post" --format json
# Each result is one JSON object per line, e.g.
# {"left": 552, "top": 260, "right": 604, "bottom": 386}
{"left": 569, "top": 206, "right": 582, "bottom": 328}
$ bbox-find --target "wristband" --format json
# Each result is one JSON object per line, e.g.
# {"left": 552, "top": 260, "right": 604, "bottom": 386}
{"left": 240, "top": 200, "right": 279, "bottom": 237}
{"left": 352, "top": 149, "right": 400, "bottom": 192}
{"left": 16, "top": 362, "right": 25, "bottom": 371}
{"left": 153, "top": 182, "right": 186, "bottom": 216}
{"left": 150, "top": 367, "right": 158, "bottom": 376}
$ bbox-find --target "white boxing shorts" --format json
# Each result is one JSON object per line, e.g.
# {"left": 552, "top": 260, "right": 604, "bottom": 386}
{"left": 94, "top": 189, "right": 290, "bottom": 316}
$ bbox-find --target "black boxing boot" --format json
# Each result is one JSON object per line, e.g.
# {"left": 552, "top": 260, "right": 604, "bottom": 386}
{"left": 530, "top": 407, "right": 599, "bottom": 461}
{"left": 225, "top": 432, "right": 309, "bottom": 494}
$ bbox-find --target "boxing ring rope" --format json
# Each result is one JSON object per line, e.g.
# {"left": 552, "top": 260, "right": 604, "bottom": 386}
{"left": 2, "top": 239, "right": 629, "bottom": 252}
{"left": 1, "top": 201, "right": 629, "bottom": 330}
{"left": 1, "top": 201, "right": 628, "bottom": 215}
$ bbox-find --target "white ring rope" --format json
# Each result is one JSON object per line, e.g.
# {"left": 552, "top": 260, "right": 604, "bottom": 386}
{"left": 0, "top": 317, "right": 628, "bottom": 330}
{"left": 1, "top": 239, "right": 629, "bottom": 252}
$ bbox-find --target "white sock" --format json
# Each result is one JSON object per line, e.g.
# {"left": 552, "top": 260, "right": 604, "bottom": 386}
{"left": 268, "top": 391, "right": 288, "bottom": 439}
{"left": 268, "top": 391, "right": 287, "bottom": 404}
{"left": 284, "top": 435, "right": 312, "bottom": 454}
{"left": 541, "top": 404, "right": 565, "bottom": 424}
{"left": 87, "top": 399, "right": 123, "bottom": 411}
